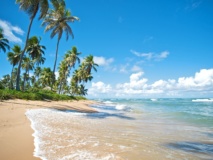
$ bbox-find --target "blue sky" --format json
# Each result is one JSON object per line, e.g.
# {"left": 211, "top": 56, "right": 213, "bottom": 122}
{"left": 0, "top": 0, "right": 213, "bottom": 98}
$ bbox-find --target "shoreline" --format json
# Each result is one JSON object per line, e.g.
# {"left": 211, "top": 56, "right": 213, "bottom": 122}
{"left": 0, "top": 99, "right": 97, "bottom": 160}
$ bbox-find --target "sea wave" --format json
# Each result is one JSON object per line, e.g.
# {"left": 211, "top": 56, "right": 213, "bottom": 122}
{"left": 103, "top": 101, "right": 114, "bottom": 104}
{"left": 192, "top": 98, "right": 213, "bottom": 102}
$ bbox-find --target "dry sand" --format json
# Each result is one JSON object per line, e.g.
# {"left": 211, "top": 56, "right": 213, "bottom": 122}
{"left": 0, "top": 99, "right": 97, "bottom": 160}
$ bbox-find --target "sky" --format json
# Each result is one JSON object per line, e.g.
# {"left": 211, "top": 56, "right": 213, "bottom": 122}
{"left": 0, "top": 0, "right": 213, "bottom": 98}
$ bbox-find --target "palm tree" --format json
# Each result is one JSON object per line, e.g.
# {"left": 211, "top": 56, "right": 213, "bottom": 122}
{"left": 0, "top": 28, "right": 10, "bottom": 53}
{"left": 21, "top": 57, "right": 34, "bottom": 90}
{"left": 15, "top": 0, "right": 64, "bottom": 90}
{"left": 77, "top": 65, "right": 93, "bottom": 83}
{"left": 34, "top": 66, "right": 42, "bottom": 80}
{"left": 31, "top": 75, "right": 36, "bottom": 86}
{"left": 7, "top": 45, "right": 21, "bottom": 89}
{"left": 40, "top": 67, "right": 53, "bottom": 87}
{"left": 0, "top": 74, "right": 11, "bottom": 89}
{"left": 78, "top": 84, "right": 88, "bottom": 96}
{"left": 58, "top": 46, "right": 81, "bottom": 94}
{"left": 26, "top": 36, "right": 46, "bottom": 66}
{"left": 66, "top": 46, "right": 81, "bottom": 69}
{"left": 82, "top": 55, "right": 98, "bottom": 75}
{"left": 42, "top": 3, "right": 79, "bottom": 84}
{"left": 58, "top": 60, "right": 68, "bottom": 94}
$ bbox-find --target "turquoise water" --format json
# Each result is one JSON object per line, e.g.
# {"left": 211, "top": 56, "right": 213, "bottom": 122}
{"left": 26, "top": 98, "right": 213, "bottom": 160}
{"left": 96, "top": 98, "right": 213, "bottom": 128}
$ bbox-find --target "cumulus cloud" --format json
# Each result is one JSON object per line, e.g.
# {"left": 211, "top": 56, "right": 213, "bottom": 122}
{"left": 88, "top": 68, "right": 213, "bottom": 98}
{"left": 88, "top": 81, "right": 112, "bottom": 97}
{"left": 0, "top": 19, "right": 24, "bottom": 43}
{"left": 130, "top": 50, "right": 169, "bottom": 61}
{"left": 94, "top": 56, "right": 114, "bottom": 66}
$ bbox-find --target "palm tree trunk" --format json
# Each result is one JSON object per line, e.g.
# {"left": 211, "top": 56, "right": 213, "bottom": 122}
{"left": 10, "top": 66, "right": 14, "bottom": 89}
{"left": 52, "top": 37, "right": 60, "bottom": 89}
{"left": 23, "top": 70, "right": 27, "bottom": 91}
{"left": 15, "top": 4, "right": 38, "bottom": 91}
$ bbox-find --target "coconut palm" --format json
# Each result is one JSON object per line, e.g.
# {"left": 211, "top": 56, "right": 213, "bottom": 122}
{"left": 0, "top": 74, "right": 11, "bottom": 89}
{"left": 66, "top": 46, "right": 81, "bottom": 69}
{"left": 70, "top": 80, "right": 78, "bottom": 95}
{"left": 77, "top": 65, "right": 94, "bottom": 83}
{"left": 15, "top": 0, "right": 65, "bottom": 90}
{"left": 31, "top": 75, "right": 36, "bottom": 86}
{"left": 21, "top": 57, "right": 34, "bottom": 90}
{"left": 26, "top": 36, "right": 46, "bottom": 66}
{"left": 7, "top": 45, "right": 21, "bottom": 89}
{"left": 42, "top": 3, "right": 79, "bottom": 83}
{"left": 82, "top": 55, "right": 98, "bottom": 75}
{"left": 34, "top": 66, "right": 42, "bottom": 80}
{"left": 58, "top": 46, "right": 81, "bottom": 94}
{"left": 40, "top": 67, "right": 53, "bottom": 87}
{"left": 0, "top": 28, "right": 10, "bottom": 53}
{"left": 58, "top": 60, "right": 69, "bottom": 94}
{"left": 78, "top": 84, "right": 88, "bottom": 96}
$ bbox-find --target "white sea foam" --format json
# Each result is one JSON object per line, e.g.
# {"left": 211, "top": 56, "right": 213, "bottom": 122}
{"left": 26, "top": 109, "right": 121, "bottom": 160}
{"left": 103, "top": 101, "right": 114, "bottom": 104}
{"left": 115, "top": 104, "right": 127, "bottom": 110}
{"left": 151, "top": 98, "right": 158, "bottom": 101}
{"left": 192, "top": 98, "right": 213, "bottom": 102}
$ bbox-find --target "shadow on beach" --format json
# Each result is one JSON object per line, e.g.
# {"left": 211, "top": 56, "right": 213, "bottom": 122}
{"left": 165, "top": 141, "right": 213, "bottom": 159}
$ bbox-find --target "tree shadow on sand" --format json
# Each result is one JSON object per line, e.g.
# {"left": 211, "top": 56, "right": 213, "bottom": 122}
{"left": 165, "top": 141, "right": 213, "bottom": 159}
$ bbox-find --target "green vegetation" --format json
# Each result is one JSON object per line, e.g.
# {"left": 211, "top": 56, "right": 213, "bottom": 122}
{"left": 0, "top": 0, "right": 98, "bottom": 100}
{"left": 0, "top": 89, "right": 86, "bottom": 101}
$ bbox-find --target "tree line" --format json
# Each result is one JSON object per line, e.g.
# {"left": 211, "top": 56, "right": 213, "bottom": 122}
{"left": 0, "top": 0, "right": 98, "bottom": 96}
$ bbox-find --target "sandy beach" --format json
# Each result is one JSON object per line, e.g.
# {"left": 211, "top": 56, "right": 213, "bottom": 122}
{"left": 0, "top": 99, "right": 97, "bottom": 160}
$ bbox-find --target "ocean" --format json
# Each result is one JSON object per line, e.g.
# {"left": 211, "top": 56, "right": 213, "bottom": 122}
{"left": 26, "top": 98, "right": 213, "bottom": 160}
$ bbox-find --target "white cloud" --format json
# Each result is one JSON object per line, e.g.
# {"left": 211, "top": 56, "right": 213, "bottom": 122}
{"left": 155, "top": 51, "right": 169, "bottom": 60}
{"left": 130, "top": 50, "right": 169, "bottom": 61}
{"left": 88, "top": 68, "right": 213, "bottom": 98}
{"left": 94, "top": 56, "right": 114, "bottom": 66}
{"left": 0, "top": 19, "right": 24, "bottom": 43}
{"left": 88, "top": 81, "right": 112, "bottom": 97}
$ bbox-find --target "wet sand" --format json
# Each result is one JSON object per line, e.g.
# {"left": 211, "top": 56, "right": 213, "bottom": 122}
{"left": 0, "top": 99, "right": 97, "bottom": 160}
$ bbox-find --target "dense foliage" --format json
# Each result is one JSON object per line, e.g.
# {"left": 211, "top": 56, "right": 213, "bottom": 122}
{"left": 0, "top": 89, "right": 86, "bottom": 101}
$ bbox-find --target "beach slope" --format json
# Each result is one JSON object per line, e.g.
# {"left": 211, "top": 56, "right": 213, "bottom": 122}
{"left": 0, "top": 99, "right": 96, "bottom": 160}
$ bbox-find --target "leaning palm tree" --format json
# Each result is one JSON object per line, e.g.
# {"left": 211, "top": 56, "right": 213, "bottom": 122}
{"left": 0, "top": 28, "right": 10, "bottom": 53}
{"left": 58, "top": 46, "right": 81, "bottom": 94}
{"left": 66, "top": 46, "right": 81, "bottom": 69}
{"left": 42, "top": 3, "right": 79, "bottom": 84}
{"left": 7, "top": 45, "right": 21, "bottom": 89}
{"left": 26, "top": 36, "right": 46, "bottom": 66}
{"left": 15, "top": 0, "right": 65, "bottom": 90}
{"left": 78, "top": 84, "right": 88, "bottom": 96}
{"left": 82, "top": 55, "right": 98, "bottom": 75}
